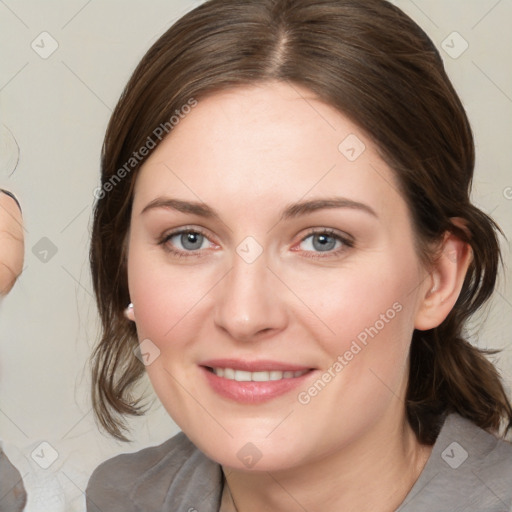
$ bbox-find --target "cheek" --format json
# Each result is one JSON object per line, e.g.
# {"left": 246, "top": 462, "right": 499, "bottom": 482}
{"left": 285, "top": 251, "right": 419, "bottom": 402}
{"left": 283, "top": 252, "right": 418, "bottom": 346}
{"left": 289, "top": 268, "right": 416, "bottom": 444}
{"left": 127, "top": 243, "right": 217, "bottom": 346}
{"left": 126, "top": 244, "right": 216, "bottom": 426}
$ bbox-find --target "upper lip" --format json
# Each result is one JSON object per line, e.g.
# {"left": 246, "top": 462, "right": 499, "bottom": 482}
{"left": 200, "top": 358, "right": 313, "bottom": 372}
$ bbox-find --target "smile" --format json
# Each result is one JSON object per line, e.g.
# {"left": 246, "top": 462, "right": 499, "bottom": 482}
{"left": 200, "top": 360, "right": 316, "bottom": 403}
{"left": 207, "top": 367, "right": 310, "bottom": 382}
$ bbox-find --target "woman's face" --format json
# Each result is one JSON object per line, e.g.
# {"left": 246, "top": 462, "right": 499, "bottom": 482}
{"left": 127, "top": 81, "right": 431, "bottom": 471}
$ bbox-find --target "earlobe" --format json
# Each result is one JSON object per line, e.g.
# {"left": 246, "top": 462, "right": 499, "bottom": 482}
{"left": 124, "top": 302, "right": 135, "bottom": 322}
{"left": 414, "top": 230, "right": 472, "bottom": 331}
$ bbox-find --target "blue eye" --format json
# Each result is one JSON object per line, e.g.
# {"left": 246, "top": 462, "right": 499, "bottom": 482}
{"left": 160, "top": 229, "right": 214, "bottom": 257}
{"left": 301, "top": 233, "right": 339, "bottom": 252}
{"left": 297, "top": 229, "right": 353, "bottom": 256}
{"left": 170, "top": 231, "right": 207, "bottom": 251}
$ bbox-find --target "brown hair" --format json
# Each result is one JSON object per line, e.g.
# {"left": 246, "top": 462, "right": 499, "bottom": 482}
{"left": 90, "top": 0, "right": 512, "bottom": 442}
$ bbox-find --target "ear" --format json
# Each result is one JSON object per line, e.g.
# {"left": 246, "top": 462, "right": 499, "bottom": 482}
{"left": 414, "top": 222, "right": 472, "bottom": 331}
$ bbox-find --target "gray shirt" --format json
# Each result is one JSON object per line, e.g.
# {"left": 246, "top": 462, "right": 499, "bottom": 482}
{"left": 0, "top": 447, "right": 27, "bottom": 512}
{"left": 86, "top": 414, "right": 512, "bottom": 511}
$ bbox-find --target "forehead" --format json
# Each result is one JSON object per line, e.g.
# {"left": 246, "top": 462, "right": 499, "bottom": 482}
{"left": 133, "top": 81, "right": 404, "bottom": 220}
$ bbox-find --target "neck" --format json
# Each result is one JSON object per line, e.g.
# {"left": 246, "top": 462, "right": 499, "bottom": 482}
{"left": 222, "top": 414, "right": 432, "bottom": 512}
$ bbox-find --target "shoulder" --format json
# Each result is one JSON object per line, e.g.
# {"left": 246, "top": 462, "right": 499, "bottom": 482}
{"left": 400, "top": 413, "right": 512, "bottom": 512}
{"left": 86, "top": 431, "right": 223, "bottom": 512}
{"left": 86, "top": 432, "right": 197, "bottom": 490}
{"left": 440, "top": 413, "right": 512, "bottom": 474}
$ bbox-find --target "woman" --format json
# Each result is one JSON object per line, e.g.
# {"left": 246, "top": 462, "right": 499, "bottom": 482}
{"left": 86, "top": 0, "right": 512, "bottom": 510}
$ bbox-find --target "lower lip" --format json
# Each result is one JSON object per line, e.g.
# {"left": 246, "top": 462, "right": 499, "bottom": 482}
{"left": 200, "top": 366, "right": 315, "bottom": 403}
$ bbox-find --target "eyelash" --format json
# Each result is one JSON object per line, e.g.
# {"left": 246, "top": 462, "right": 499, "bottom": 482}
{"left": 295, "top": 228, "right": 354, "bottom": 259}
{"left": 158, "top": 227, "right": 214, "bottom": 259}
{"left": 158, "top": 227, "right": 354, "bottom": 259}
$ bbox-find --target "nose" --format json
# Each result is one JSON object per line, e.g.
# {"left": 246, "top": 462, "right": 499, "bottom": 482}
{"left": 213, "top": 251, "right": 288, "bottom": 342}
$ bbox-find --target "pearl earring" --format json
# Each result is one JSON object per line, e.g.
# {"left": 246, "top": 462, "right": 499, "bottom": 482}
{"left": 124, "top": 302, "right": 135, "bottom": 321}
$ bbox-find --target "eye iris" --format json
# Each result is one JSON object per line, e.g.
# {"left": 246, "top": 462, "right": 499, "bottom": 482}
{"left": 181, "top": 232, "right": 203, "bottom": 250}
{"left": 313, "top": 233, "right": 336, "bottom": 252}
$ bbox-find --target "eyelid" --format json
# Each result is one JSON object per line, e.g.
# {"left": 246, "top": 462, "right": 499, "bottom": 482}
{"left": 301, "top": 227, "right": 354, "bottom": 243}
{"left": 160, "top": 225, "right": 212, "bottom": 241}
{"left": 298, "top": 227, "right": 353, "bottom": 244}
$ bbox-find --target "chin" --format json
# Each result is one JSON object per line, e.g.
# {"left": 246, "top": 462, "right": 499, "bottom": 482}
{"left": 191, "top": 432, "right": 308, "bottom": 473}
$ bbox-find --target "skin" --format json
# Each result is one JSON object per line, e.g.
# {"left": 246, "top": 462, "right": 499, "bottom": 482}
{"left": 0, "top": 192, "right": 25, "bottom": 510}
{"left": 126, "top": 81, "right": 471, "bottom": 512}
{"left": 0, "top": 192, "right": 24, "bottom": 296}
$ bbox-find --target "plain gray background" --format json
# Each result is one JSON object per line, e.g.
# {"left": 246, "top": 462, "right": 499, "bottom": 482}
{"left": 0, "top": 1, "right": 511, "bottom": 510}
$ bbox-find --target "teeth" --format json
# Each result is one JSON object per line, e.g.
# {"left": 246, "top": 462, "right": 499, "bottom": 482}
{"left": 253, "top": 371, "right": 270, "bottom": 382}
{"left": 211, "top": 367, "right": 308, "bottom": 382}
{"left": 234, "top": 370, "right": 252, "bottom": 381}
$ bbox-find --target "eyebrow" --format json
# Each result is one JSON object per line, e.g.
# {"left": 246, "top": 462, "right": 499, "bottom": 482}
{"left": 280, "top": 198, "right": 377, "bottom": 220}
{"left": 141, "top": 196, "right": 378, "bottom": 220}
{"left": 141, "top": 198, "right": 218, "bottom": 218}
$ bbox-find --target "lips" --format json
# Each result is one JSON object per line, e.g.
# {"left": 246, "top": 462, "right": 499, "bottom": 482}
{"left": 199, "top": 359, "right": 315, "bottom": 403}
